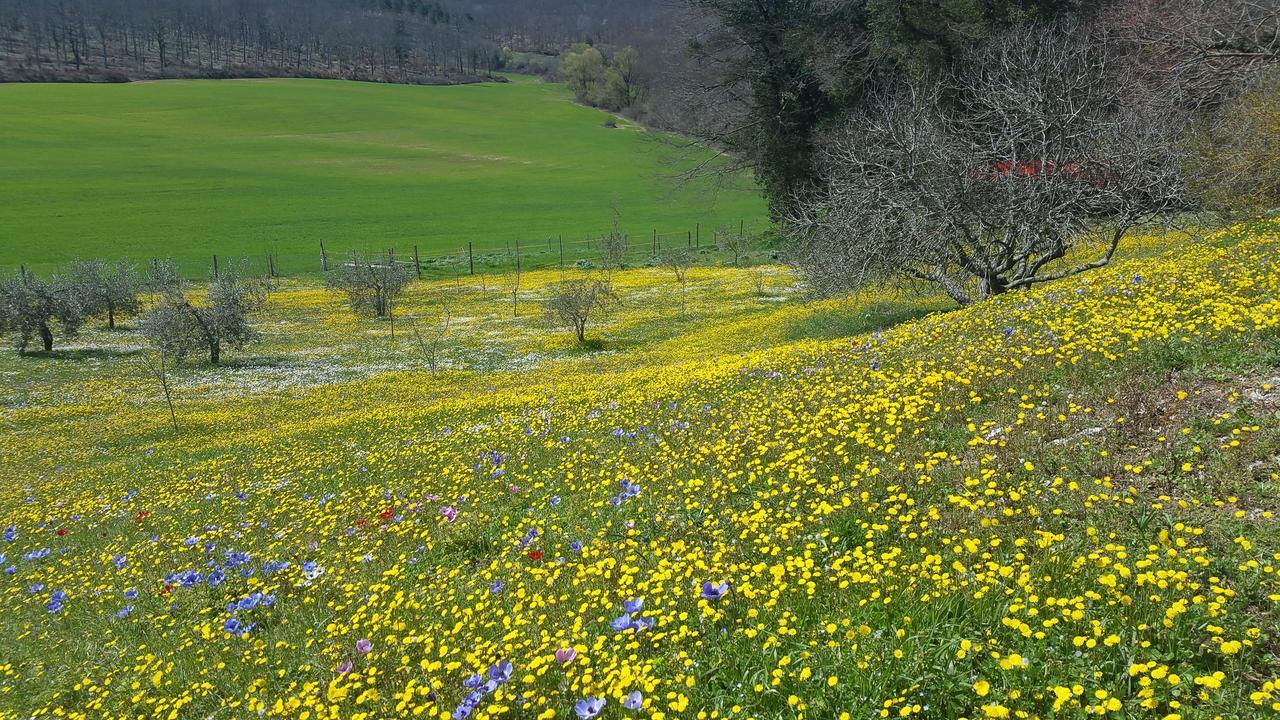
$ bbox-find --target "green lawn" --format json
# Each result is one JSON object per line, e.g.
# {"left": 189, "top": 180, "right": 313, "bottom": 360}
{"left": 0, "top": 75, "right": 765, "bottom": 277}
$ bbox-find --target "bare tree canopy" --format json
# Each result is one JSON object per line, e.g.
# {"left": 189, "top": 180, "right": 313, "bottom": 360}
{"left": 1110, "top": 0, "right": 1280, "bottom": 109}
{"left": 788, "top": 24, "right": 1188, "bottom": 306}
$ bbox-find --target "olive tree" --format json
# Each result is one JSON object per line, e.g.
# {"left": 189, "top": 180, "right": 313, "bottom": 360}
{"left": 788, "top": 24, "right": 1188, "bottom": 306}
{"left": 0, "top": 268, "right": 85, "bottom": 354}
{"left": 65, "top": 259, "right": 142, "bottom": 329}
{"left": 140, "top": 263, "right": 267, "bottom": 365}
{"left": 545, "top": 278, "right": 616, "bottom": 344}
{"left": 327, "top": 252, "right": 414, "bottom": 320}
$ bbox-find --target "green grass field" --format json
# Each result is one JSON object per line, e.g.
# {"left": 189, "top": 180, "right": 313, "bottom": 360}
{"left": 0, "top": 75, "right": 765, "bottom": 277}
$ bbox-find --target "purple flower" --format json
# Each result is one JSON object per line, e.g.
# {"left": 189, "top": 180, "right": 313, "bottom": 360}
{"left": 355, "top": 638, "right": 373, "bottom": 655}
{"left": 555, "top": 647, "right": 577, "bottom": 665}
{"left": 611, "top": 614, "right": 634, "bottom": 632}
{"left": 489, "top": 579, "right": 505, "bottom": 594}
{"left": 623, "top": 691, "right": 644, "bottom": 711}
{"left": 623, "top": 598, "right": 644, "bottom": 614}
{"left": 574, "top": 697, "right": 606, "bottom": 719}
{"left": 440, "top": 506, "right": 458, "bottom": 523}
{"left": 488, "top": 660, "right": 513, "bottom": 684}
{"left": 700, "top": 580, "right": 730, "bottom": 601}
{"left": 336, "top": 661, "right": 353, "bottom": 675}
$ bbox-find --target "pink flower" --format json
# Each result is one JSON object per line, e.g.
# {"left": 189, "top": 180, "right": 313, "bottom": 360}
{"left": 439, "top": 506, "right": 457, "bottom": 523}
{"left": 555, "top": 647, "right": 577, "bottom": 665}
{"left": 355, "top": 638, "right": 372, "bottom": 655}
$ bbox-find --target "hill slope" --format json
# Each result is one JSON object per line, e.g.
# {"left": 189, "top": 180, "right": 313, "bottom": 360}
{"left": 0, "top": 221, "right": 1277, "bottom": 717}
{"left": 0, "top": 76, "right": 764, "bottom": 276}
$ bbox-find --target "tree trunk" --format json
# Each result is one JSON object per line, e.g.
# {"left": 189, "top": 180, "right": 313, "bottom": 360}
{"left": 107, "top": 305, "right": 116, "bottom": 330}
{"left": 978, "top": 275, "right": 1008, "bottom": 300}
{"left": 40, "top": 322, "right": 54, "bottom": 352}
{"left": 209, "top": 339, "right": 220, "bottom": 365}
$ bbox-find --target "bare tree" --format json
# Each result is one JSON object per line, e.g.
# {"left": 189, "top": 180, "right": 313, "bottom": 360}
{"left": 499, "top": 263, "right": 523, "bottom": 318}
{"left": 662, "top": 246, "right": 695, "bottom": 315}
{"left": 139, "top": 350, "right": 179, "bottom": 436}
{"left": 1110, "top": 0, "right": 1280, "bottom": 109}
{"left": 0, "top": 268, "right": 85, "bottom": 354}
{"left": 788, "top": 25, "right": 1188, "bottom": 307}
{"left": 409, "top": 293, "right": 453, "bottom": 376}
{"left": 327, "top": 252, "right": 414, "bottom": 321}
{"left": 65, "top": 258, "right": 142, "bottom": 330}
{"left": 545, "top": 277, "right": 616, "bottom": 343}
{"left": 599, "top": 219, "right": 630, "bottom": 274}
{"left": 140, "top": 262, "right": 267, "bottom": 365}
{"left": 749, "top": 267, "right": 770, "bottom": 297}
{"left": 715, "top": 225, "right": 752, "bottom": 266}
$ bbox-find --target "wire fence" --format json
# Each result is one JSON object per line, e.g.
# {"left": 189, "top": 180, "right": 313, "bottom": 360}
{"left": 192, "top": 220, "right": 767, "bottom": 280}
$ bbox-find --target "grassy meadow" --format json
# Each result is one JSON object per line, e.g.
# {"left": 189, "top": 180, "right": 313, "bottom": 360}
{"left": 0, "top": 75, "right": 765, "bottom": 277}
{"left": 0, "top": 218, "right": 1278, "bottom": 719}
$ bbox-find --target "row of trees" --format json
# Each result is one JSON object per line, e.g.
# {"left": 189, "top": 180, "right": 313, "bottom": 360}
{"left": 0, "top": 0, "right": 504, "bottom": 82}
{"left": 0, "top": 260, "right": 267, "bottom": 364}
{"left": 2, "top": 216, "right": 766, "bottom": 362}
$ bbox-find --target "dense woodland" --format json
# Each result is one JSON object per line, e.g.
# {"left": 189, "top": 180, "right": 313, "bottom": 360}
{"left": 0, "top": 0, "right": 681, "bottom": 83}
{"left": 0, "top": 0, "right": 507, "bottom": 82}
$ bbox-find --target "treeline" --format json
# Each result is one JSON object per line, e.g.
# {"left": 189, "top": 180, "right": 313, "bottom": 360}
{"left": 470, "top": 0, "right": 672, "bottom": 55}
{"left": 0, "top": 0, "right": 505, "bottom": 83}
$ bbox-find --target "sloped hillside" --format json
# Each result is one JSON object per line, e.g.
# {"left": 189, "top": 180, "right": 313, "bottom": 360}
{"left": 0, "top": 221, "right": 1277, "bottom": 719}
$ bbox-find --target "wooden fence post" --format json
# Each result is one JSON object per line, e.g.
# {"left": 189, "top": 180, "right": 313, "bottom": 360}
{"left": 212, "top": 254, "right": 219, "bottom": 279}
{"left": 413, "top": 245, "right": 421, "bottom": 278}
{"left": 320, "top": 241, "right": 328, "bottom": 272}
{"left": 559, "top": 235, "right": 564, "bottom": 269}
{"left": 515, "top": 238, "right": 521, "bottom": 273}
{"left": 468, "top": 242, "right": 474, "bottom": 275}
{"left": 652, "top": 228, "right": 657, "bottom": 255}
{"left": 696, "top": 223, "right": 700, "bottom": 249}
{"left": 268, "top": 254, "right": 275, "bottom": 278}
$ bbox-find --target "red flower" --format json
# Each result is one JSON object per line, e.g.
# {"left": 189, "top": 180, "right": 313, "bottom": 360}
{"left": 160, "top": 584, "right": 173, "bottom": 596}
{"left": 377, "top": 507, "right": 394, "bottom": 521}
{"left": 134, "top": 511, "right": 150, "bottom": 523}
{"left": 528, "top": 550, "right": 543, "bottom": 562}
{"left": 356, "top": 518, "right": 369, "bottom": 528}
{"left": 56, "top": 528, "right": 69, "bottom": 536}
